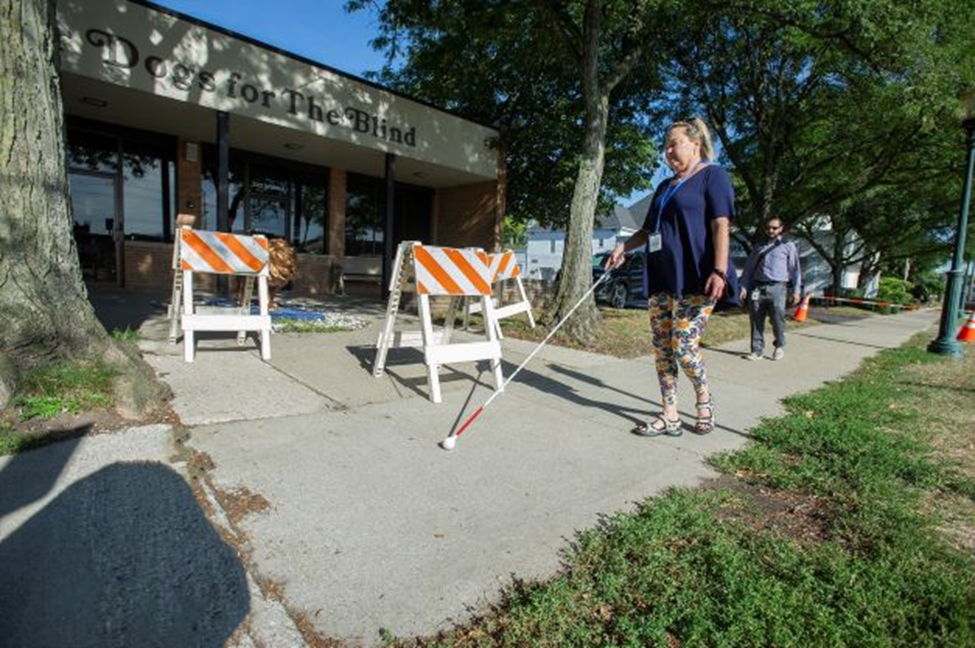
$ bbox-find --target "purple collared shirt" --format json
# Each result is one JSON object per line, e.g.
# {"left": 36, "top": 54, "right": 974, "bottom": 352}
{"left": 741, "top": 237, "right": 802, "bottom": 292}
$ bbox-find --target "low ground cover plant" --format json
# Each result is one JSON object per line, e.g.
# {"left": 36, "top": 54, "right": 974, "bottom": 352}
{"left": 0, "top": 360, "right": 117, "bottom": 455}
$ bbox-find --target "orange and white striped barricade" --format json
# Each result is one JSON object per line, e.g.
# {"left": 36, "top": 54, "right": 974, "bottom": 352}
{"left": 176, "top": 227, "right": 272, "bottom": 363}
{"left": 168, "top": 214, "right": 197, "bottom": 343}
{"left": 374, "top": 241, "right": 503, "bottom": 403}
{"left": 463, "top": 249, "right": 535, "bottom": 339}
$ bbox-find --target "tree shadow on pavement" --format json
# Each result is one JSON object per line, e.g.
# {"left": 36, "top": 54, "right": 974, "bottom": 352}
{"left": 0, "top": 448, "right": 249, "bottom": 647}
{"left": 542, "top": 362, "right": 751, "bottom": 438}
{"left": 792, "top": 331, "right": 895, "bottom": 350}
{"left": 347, "top": 344, "right": 492, "bottom": 399}
{"left": 478, "top": 358, "right": 648, "bottom": 429}
{"left": 85, "top": 282, "right": 170, "bottom": 333}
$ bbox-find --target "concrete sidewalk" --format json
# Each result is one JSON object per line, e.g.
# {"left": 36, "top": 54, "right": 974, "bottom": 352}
{"left": 0, "top": 297, "right": 940, "bottom": 647}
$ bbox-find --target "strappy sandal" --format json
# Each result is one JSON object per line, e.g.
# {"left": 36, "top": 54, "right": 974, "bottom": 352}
{"left": 694, "top": 397, "right": 716, "bottom": 434}
{"left": 633, "top": 415, "right": 683, "bottom": 437}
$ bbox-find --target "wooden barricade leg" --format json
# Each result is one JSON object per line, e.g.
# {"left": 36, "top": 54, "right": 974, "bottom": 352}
{"left": 374, "top": 242, "right": 409, "bottom": 377}
{"left": 168, "top": 234, "right": 183, "bottom": 343}
{"left": 374, "top": 298, "right": 398, "bottom": 377}
{"left": 462, "top": 296, "right": 471, "bottom": 332}
{"left": 482, "top": 295, "right": 504, "bottom": 392}
{"left": 237, "top": 276, "right": 254, "bottom": 346}
{"left": 258, "top": 275, "right": 271, "bottom": 360}
{"left": 493, "top": 283, "right": 505, "bottom": 340}
{"left": 443, "top": 296, "right": 460, "bottom": 345}
{"left": 183, "top": 270, "right": 195, "bottom": 363}
{"left": 169, "top": 270, "right": 182, "bottom": 343}
{"left": 517, "top": 276, "right": 536, "bottom": 328}
{"left": 418, "top": 294, "right": 443, "bottom": 403}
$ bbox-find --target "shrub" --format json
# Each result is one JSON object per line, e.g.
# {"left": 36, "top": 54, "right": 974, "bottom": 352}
{"left": 877, "top": 277, "right": 915, "bottom": 305}
{"left": 911, "top": 271, "right": 943, "bottom": 303}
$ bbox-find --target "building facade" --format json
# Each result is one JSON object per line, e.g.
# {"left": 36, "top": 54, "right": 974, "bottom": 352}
{"left": 57, "top": 0, "right": 501, "bottom": 294}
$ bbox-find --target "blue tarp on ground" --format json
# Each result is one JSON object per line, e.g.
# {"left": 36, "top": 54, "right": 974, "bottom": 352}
{"left": 200, "top": 299, "right": 325, "bottom": 321}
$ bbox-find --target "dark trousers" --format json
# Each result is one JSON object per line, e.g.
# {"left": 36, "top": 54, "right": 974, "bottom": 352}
{"left": 748, "top": 282, "right": 787, "bottom": 355}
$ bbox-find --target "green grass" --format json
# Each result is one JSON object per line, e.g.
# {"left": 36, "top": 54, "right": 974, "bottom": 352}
{"left": 0, "top": 428, "right": 57, "bottom": 455}
{"left": 110, "top": 327, "right": 139, "bottom": 343}
{"left": 12, "top": 360, "right": 116, "bottom": 422}
{"left": 489, "top": 305, "right": 870, "bottom": 359}
{"left": 386, "top": 334, "right": 974, "bottom": 647}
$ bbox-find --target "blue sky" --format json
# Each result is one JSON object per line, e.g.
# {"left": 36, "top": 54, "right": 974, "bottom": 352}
{"left": 151, "top": 0, "right": 387, "bottom": 78}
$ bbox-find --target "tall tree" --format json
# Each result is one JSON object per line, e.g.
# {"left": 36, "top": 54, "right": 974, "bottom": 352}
{"left": 664, "top": 0, "right": 973, "bottom": 284}
{"left": 350, "top": 0, "right": 665, "bottom": 339}
{"left": 535, "top": 0, "right": 666, "bottom": 338}
{"left": 0, "top": 0, "right": 167, "bottom": 411}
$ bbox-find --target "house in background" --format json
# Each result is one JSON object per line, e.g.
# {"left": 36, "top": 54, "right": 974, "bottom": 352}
{"left": 522, "top": 205, "right": 640, "bottom": 280}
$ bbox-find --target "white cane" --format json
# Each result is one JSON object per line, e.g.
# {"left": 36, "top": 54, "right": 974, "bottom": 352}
{"left": 440, "top": 271, "right": 613, "bottom": 450}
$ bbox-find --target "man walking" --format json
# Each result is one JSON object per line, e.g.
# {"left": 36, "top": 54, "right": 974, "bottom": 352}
{"left": 739, "top": 217, "right": 802, "bottom": 361}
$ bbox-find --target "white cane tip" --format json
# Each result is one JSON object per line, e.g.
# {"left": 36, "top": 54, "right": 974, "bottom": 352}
{"left": 440, "top": 437, "right": 456, "bottom": 451}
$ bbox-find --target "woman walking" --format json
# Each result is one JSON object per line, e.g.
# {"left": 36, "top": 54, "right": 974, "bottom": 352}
{"left": 606, "top": 117, "right": 738, "bottom": 435}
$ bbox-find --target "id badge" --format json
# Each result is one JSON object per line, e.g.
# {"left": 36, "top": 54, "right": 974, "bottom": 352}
{"left": 647, "top": 232, "right": 662, "bottom": 253}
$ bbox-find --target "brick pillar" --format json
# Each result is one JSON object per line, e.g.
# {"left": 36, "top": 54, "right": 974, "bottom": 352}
{"left": 177, "top": 139, "right": 202, "bottom": 223}
{"left": 328, "top": 167, "right": 346, "bottom": 257}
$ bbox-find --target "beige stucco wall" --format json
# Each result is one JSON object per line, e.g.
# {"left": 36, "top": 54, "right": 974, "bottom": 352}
{"left": 57, "top": 0, "right": 497, "bottom": 179}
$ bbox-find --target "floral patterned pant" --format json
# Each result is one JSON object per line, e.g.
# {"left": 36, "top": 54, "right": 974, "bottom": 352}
{"left": 648, "top": 293, "right": 716, "bottom": 407}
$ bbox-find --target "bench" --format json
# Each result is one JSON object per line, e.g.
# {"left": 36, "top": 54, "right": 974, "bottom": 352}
{"left": 338, "top": 255, "right": 383, "bottom": 294}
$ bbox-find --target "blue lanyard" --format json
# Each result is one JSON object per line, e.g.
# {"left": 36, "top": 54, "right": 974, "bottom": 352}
{"left": 651, "top": 162, "right": 709, "bottom": 233}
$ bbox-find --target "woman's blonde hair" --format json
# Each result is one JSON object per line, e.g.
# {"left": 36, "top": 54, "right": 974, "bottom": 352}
{"left": 666, "top": 117, "right": 715, "bottom": 161}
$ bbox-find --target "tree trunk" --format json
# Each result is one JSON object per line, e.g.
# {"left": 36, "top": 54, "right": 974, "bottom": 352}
{"left": 544, "top": 4, "right": 607, "bottom": 342}
{"left": 546, "top": 98, "right": 608, "bottom": 341}
{"left": 0, "top": 0, "right": 167, "bottom": 413}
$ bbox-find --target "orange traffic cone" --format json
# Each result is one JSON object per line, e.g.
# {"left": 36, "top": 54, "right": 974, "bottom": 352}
{"left": 794, "top": 294, "right": 811, "bottom": 322}
{"left": 957, "top": 311, "right": 975, "bottom": 342}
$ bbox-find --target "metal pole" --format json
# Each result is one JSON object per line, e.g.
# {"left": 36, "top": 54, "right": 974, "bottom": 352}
{"left": 928, "top": 118, "right": 975, "bottom": 357}
{"left": 382, "top": 152, "right": 396, "bottom": 300}
{"left": 216, "top": 111, "right": 231, "bottom": 297}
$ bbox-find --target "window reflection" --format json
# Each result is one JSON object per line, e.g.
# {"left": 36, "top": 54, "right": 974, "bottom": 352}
{"left": 345, "top": 173, "right": 385, "bottom": 257}
{"left": 70, "top": 174, "right": 116, "bottom": 237}
{"left": 68, "top": 131, "right": 118, "bottom": 173}
{"left": 201, "top": 150, "right": 244, "bottom": 233}
{"left": 69, "top": 174, "right": 116, "bottom": 278}
{"left": 67, "top": 124, "right": 174, "bottom": 244}
{"left": 248, "top": 165, "right": 289, "bottom": 239}
{"left": 294, "top": 183, "right": 326, "bottom": 253}
{"left": 123, "top": 145, "right": 167, "bottom": 241}
{"left": 200, "top": 146, "right": 329, "bottom": 252}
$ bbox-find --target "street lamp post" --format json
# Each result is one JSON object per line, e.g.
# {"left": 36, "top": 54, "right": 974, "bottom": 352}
{"left": 929, "top": 92, "right": 975, "bottom": 357}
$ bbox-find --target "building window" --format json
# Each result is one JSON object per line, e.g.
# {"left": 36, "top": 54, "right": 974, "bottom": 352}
{"left": 247, "top": 163, "right": 290, "bottom": 239}
{"left": 344, "top": 174, "right": 432, "bottom": 257}
{"left": 294, "top": 179, "right": 327, "bottom": 254}
{"left": 66, "top": 120, "right": 175, "bottom": 281}
{"left": 201, "top": 146, "right": 328, "bottom": 253}
{"left": 123, "top": 139, "right": 175, "bottom": 242}
{"left": 345, "top": 173, "right": 385, "bottom": 256}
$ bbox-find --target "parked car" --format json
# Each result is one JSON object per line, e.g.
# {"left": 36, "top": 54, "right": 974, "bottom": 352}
{"left": 592, "top": 251, "right": 645, "bottom": 309}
